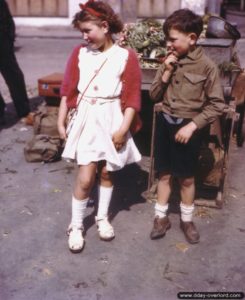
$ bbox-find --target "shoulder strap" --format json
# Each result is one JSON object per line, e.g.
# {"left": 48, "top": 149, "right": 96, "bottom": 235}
{"left": 75, "top": 57, "right": 108, "bottom": 109}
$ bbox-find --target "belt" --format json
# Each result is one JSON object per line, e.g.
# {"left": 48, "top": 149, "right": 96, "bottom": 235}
{"left": 78, "top": 95, "right": 120, "bottom": 105}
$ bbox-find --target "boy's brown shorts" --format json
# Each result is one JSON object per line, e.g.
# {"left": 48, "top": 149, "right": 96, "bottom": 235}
{"left": 154, "top": 112, "right": 203, "bottom": 178}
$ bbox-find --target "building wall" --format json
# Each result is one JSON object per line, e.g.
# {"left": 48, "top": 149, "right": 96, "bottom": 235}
{"left": 7, "top": 0, "right": 68, "bottom": 17}
{"left": 11, "top": 0, "right": 207, "bottom": 27}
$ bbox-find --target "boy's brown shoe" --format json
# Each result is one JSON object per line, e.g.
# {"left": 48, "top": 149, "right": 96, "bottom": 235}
{"left": 180, "top": 220, "right": 200, "bottom": 244}
{"left": 150, "top": 216, "right": 171, "bottom": 240}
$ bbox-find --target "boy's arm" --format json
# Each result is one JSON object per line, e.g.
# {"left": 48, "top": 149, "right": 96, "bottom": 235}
{"left": 149, "top": 54, "right": 177, "bottom": 102}
{"left": 192, "top": 65, "right": 225, "bottom": 129}
{"left": 149, "top": 64, "right": 169, "bottom": 102}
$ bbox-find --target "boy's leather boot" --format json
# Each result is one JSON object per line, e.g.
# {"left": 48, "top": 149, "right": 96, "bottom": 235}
{"left": 180, "top": 220, "right": 200, "bottom": 244}
{"left": 150, "top": 216, "right": 171, "bottom": 240}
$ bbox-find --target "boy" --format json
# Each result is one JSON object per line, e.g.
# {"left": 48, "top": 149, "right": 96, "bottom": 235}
{"left": 149, "top": 9, "right": 225, "bottom": 244}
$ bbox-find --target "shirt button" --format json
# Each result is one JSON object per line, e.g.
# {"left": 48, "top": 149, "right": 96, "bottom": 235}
{"left": 175, "top": 80, "right": 179, "bottom": 84}
{"left": 172, "top": 99, "right": 176, "bottom": 102}
{"left": 179, "top": 64, "right": 183, "bottom": 68}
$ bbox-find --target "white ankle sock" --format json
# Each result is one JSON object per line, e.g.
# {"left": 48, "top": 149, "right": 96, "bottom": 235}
{"left": 155, "top": 203, "right": 169, "bottom": 218}
{"left": 71, "top": 196, "right": 88, "bottom": 229}
{"left": 97, "top": 185, "right": 113, "bottom": 219}
{"left": 180, "top": 202, "right": 194, "bottom": 222}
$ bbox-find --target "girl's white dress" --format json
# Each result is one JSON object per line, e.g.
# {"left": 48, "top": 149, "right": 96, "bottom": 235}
{"left": 62, "top": 44, "right": 141, "bottom": 171}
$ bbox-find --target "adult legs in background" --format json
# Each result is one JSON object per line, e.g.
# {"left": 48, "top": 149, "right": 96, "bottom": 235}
{"left": 0, "top": 40, "right": 30, "bottom": 118}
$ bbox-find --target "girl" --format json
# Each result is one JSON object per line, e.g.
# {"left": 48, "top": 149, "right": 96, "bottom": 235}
{"left": 57, "top": 0, "right": 142, "bottom": 253}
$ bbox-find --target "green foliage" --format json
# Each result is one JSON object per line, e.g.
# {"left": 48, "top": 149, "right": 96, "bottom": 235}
{"left": 218, "top": 61, "right": 241, "bottom": 75}
{"left": 119, "top": 19, "right": 166, "bottom": 61}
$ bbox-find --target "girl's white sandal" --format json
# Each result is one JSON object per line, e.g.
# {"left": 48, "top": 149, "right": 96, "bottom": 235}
{"left": 95, "top": 217, "right": 115, "bottom": 241}
{"left": 67, "top": 225, "right": 85, "bottom": 253}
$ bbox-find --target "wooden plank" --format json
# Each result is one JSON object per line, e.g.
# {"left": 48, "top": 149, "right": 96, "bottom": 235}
{"left": 194, "top": 199, "right": 221, "bottom": 209}
{"left": 165, "top": 0, "right": 181, "bottom": 16}
{"left": 152, "top": 0, "right": 165, "bottom": 18}
{"left": 121, "top": 0, "right": 137, "bottom": 22}
{"left": 16, "top": 0, "right": 29, "bottom": 16}
{"left": 29, "top": 0, "right": 43, "bottom": 16}
{"left": 137, "top": 0, "right": 153, "bottom": 18}
{"left": 58, "top": 0, "right": 68, "bottom": 17}
{"left": 7, "top": 0, "right": 16, "bottom": 15}
{"left": 43, "top": 0, "right": 58, "bottom": 16}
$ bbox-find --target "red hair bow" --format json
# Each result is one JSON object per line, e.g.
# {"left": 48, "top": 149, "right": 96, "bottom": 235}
{"left": 79, "top": 0, "right": 102, "bottom": 17}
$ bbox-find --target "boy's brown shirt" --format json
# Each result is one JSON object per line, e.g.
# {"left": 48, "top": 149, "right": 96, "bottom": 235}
{"left": 149, "top": 46, "right": 225, "bottom": 129}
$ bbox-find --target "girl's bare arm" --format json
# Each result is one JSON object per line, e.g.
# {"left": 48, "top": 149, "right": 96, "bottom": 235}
{"left": 57, "top": 96, "right": 68, "bottom": 140}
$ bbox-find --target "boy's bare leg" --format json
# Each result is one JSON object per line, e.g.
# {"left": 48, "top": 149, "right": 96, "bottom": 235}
{"left": 157, "top": 172, "right": 172, "bottom": 206}
{"left": 150, "top": 172, "right": 171, "bottom": 240}
{"left": 178, "top": 177, "right": 200, "bottom": 244}
{"left": 179, "top": 176, "right": 195, "bottom": 206}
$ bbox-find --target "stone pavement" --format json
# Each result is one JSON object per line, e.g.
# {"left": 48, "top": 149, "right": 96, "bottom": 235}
{"left": 0, "top": 26, "right": 245, "bottom": 300}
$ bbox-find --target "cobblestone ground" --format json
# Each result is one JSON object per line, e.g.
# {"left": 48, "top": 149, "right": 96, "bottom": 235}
{"left": 0, "top": 34, "right": 245, "bottom": 300}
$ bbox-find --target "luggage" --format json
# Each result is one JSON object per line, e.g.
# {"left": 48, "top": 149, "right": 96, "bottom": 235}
{"left": 24, "top": 73, "right": 64, "bottom": 163}
{"left": 24, "top": 134, "right": 63, "bottom": 163}
{"left": 38, "top": 72, "right": 64, "bottom": 106}
{"left": 33, "top": 105, "right": 60, "bottom": 137}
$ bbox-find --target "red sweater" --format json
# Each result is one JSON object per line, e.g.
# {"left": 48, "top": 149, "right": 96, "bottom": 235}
{"left": 60, "top": 44, "right": 142, "bottom": 133}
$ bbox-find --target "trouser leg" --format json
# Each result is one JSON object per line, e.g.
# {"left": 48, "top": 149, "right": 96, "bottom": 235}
{"left": 0, "top": 92, "right": 6, "bottom": 116}
{"left": 0, "top": 43, "right": 30, "bottom": 117}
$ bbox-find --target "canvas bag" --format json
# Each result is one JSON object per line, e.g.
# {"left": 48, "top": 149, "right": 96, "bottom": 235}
{"left": 33, "top": 105, "right": 59, "bottom": 136}
{"left": 24, "top": 134, "right": 62, "bottom": 163}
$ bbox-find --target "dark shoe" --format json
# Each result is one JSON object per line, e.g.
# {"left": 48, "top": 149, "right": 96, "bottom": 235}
{"left": 150, "top": 216, "right": 171, "bottom": 240}
{"left": 180, "top": 220, "right": 200, "bottom": 244}
{"left": 0, "top": 105, "right": 6, "bottom": 126}
{"left": 0, "top": 115, "right": 5, "bottom": 126}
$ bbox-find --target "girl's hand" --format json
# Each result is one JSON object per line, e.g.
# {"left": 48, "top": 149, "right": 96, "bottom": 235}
{"left": 57, "top": 123, "right": 67, "bottom": 140}
{"left": 175, "top": 121, "right": 197, "bottom": 144}
{"left": 112, "top": 130, "right": 126, "bottom": 151}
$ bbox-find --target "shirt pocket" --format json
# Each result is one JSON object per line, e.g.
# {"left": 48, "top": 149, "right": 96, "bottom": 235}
{"left": 181, "top": 72, "right": 207, "bottom": 99}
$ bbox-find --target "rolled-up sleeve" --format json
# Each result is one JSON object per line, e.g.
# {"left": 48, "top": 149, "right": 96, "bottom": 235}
{"left": 149, "top": 64, "right": 168, "bottom": 102}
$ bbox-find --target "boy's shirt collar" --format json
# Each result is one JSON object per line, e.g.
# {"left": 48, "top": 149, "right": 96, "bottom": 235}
{"left": 180, "top": 46, "right": 203, "bottom": 62}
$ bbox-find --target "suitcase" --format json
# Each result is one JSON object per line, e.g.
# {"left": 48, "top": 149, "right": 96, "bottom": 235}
{"left": 38, "top": 73, "right": 64, "bottom": 106}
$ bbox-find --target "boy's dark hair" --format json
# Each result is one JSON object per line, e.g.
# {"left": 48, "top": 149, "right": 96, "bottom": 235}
{"left": 163, "top": 9, "right": 203, "bottom": 38}
{"left": 73, "top": 1, "right": 123, "bottom": 34}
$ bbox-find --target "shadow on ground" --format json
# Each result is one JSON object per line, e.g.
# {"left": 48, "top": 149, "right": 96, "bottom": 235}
{"left": 83, "top": 163, "right": 149, "bottom": 234}
{"left": 0, "top": 96, "right": 43, "bottom": 131}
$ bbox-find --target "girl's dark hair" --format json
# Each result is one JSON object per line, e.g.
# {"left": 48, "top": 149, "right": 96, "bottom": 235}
{"left": 72, "top": 1, "right": 123, "bottom": 34}
{"left": 163, "top": 9, "right": 203, "bottom": 38}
